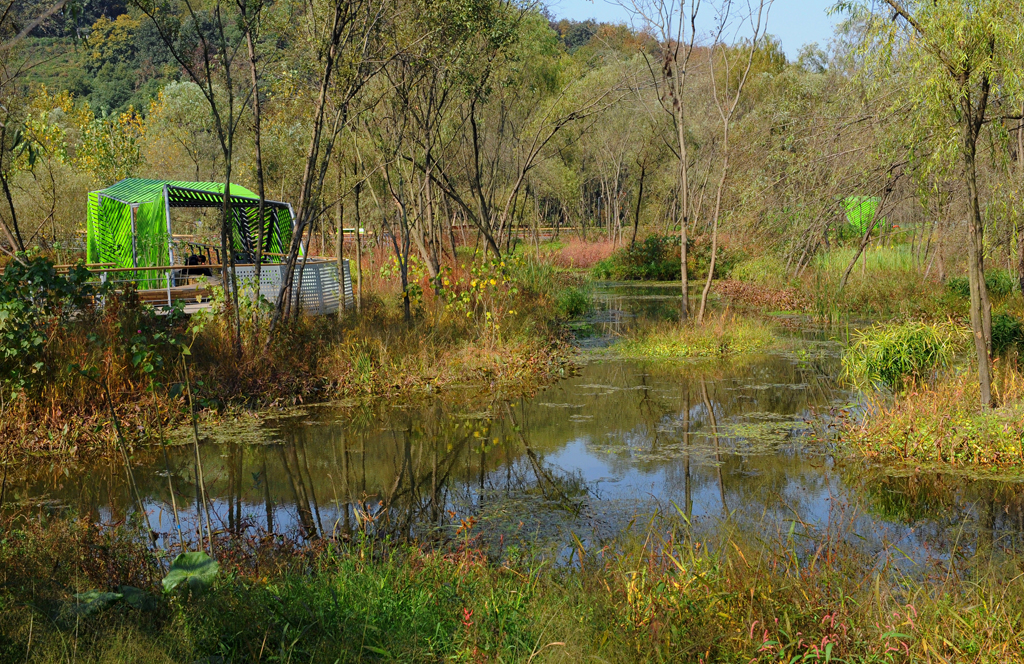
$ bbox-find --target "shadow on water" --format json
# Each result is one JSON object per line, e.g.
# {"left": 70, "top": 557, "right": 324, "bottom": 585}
{"left": 7, "top": 283, "right": 1024, "bottom": 567}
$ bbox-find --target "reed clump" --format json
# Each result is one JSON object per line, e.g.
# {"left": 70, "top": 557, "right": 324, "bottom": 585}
{"left": 807, "top": 251, "right": 949, "bottom": 323}
{"left": 841, "top": 320, "right": 963, "bottom": 391}
{"left": 727, "top": 245, "right": 958, "bottom": 322}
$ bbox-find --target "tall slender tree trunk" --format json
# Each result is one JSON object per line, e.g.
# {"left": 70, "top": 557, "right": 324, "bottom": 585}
{"left": 336, "top": 170, "right": 345, "bottom": 320}
{"left": 676, "top": 113, "right": 690, "bottom": 323}
{"left": 1017, "top": 103, "right": 1024, "bottom": 292}
{"left": 246, "top": 23, "right": 267, "bottom": 285}
{"left": 698, "top": 151, "right": 727, "bottom": 323}
{"left": 0, "top": 123, "right": 25, "bottom": 255}
{"left": 221, "top": 174, "right": 242, "bottom": 360}
{"left": 631, "top": 161, "right": 646, "bottom": 246}
{"left": 354, "top": 181, "right": 362, "bottom": 313}
{"left": 963, "top": 109, "right": 993, "bottom": 407}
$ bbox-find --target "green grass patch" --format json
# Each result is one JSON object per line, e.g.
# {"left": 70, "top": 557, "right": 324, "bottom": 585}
{"left": 841, "top": 321, "right": 962, "bottom": 391}
{"left": 616, "top": 315, "right": 777, "bottom": 359}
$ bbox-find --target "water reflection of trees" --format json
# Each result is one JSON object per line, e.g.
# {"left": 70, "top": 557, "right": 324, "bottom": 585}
{"left": 136, "top": 401, "right": 593, "bottom": 543}
{"left": 853, "top": 470, "right": 1024, "bottom": 557}
{"left": 8, "top": 352, "right": 1024, "bottom": 562}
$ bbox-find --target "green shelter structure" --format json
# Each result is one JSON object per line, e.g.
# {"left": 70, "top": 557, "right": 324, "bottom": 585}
{"left": 86, "top": 178, "right": 294, "bottom": 287}
{"left": 842, "top": 196, "right": 885, "bottom": 235}
{"left": 82, "top": 178, "right": 352, "bottom": 315}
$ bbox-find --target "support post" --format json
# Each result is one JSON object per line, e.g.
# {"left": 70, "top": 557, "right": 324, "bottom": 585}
{"left": 164, "top": 185, "right": 174, "bottom": 305}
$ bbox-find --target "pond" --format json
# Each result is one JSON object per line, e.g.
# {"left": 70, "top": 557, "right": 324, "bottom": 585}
{"left": 6, "top": 282, "right": 1024, "bottom": 566}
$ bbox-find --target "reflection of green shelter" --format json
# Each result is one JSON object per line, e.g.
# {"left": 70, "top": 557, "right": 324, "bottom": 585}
{"left": 843, "top": 196, "right": 884, "bottom": 235}
{"left": 86, "top": 178, "right": 294, "bottom": 288}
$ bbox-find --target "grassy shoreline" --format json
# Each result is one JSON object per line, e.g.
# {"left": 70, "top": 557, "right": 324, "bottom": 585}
{"left": 0, "top": 255, "right": 582, "bottom": 460}
{"left": 2, "top": 510, "right": 1022, "bottom": 662}
{"left": 837, "top": 367, "right": 1024, "bottom": 467}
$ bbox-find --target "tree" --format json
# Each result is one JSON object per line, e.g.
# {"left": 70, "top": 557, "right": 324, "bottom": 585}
{"left": 625, "top": 0, "right": 701, "bottom": 322}
{"left": 267, "top": 0, "right": 385, "bottom": 330}
{"left": 696, "top": 1, "right": 769, "bottom": 324}
{"left": 146, "top": 82, "right": 220, "bottom": 181}
{"left": 133, "top": 0, "right": 249, "bottom": 357}
{"left": 845, "top": 0, "right": 1023, "bottom": 406}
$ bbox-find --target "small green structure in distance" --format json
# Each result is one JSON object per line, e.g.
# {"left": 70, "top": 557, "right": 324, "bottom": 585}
{"left": 843, "top": 196, "right": 885, "bottom": 236}
{"left": 86, "top": 178, "right": 294, "bottom": 287}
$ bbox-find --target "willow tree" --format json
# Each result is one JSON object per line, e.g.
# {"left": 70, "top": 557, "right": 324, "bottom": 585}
{"left": 845, "top": 0, "right": 1023, "bottom": 406}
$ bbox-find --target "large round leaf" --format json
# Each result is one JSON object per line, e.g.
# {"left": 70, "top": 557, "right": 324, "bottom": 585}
{"left": 162, "top": 552, "right": 219, "bottom": 594}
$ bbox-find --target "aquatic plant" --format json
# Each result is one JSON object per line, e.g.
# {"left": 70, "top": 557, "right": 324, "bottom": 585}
{"left": 556, "top": 286, "right": 591, "bottom": 318}
{"left": 617, "top": 313, "right": 777, "bottom": 359}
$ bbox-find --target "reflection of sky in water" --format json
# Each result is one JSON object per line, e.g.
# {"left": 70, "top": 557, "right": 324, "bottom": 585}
{"left": 7, "top": 283, "right": 1024, "bottom": 568}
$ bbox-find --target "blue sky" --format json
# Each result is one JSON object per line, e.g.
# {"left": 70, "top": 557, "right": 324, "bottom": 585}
{"left": 545, "top": 0, "right": 842, "bottom": 59}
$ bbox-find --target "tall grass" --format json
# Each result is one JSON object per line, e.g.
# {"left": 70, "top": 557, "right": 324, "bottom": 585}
{"left": 4, "top": 506, "right": 1024, "bottom": 662}
{"left": 729, "top": 254, "right": 790, "bottom": 290}
{"left": 617, "top": 313, "right": 777, "bottom": 359}
{"left": 812, "top": 244, "right": 919, "bottom": 274}
{"left": 840, "top": 362, "right": 1024, "bottom": 465}
{"left": 808, "top": 245, "right": 949, "bottom": 322}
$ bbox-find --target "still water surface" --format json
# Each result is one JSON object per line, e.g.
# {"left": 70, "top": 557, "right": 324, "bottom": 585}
{"left": 7, "top": 283, "right": 1024, "bottom": 564}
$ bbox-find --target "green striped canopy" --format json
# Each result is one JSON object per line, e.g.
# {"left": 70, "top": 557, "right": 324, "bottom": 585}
{"left": 86, "top": 178, "right": 293, "bottom": 286}
{"left": 843, "top": 196, "right": 884, "bottom": 235}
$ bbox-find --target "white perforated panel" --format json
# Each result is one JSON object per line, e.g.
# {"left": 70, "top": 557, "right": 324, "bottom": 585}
{"left": 231, "top": 260, "right": 350, "bottom": 316}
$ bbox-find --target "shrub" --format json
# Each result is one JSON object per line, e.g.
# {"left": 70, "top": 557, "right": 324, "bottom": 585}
{"left": 841, "top": 321, "right": 960, "bottom": 391}
{"left": 946, "top": 270, "right": 1015, "bottom": 300}
{"left": 615, "top": 235, "right": 682, "bottom": 280}
{"left": 556, "top": 285, "right": 591, "bottom": 318}
{"left": 945, "top": 276, "right": 970, "bottom": 299}
{"left": 591, "top": 257, "right": 615, "bottom": 280}
{"left": 992, "top": 312, "right": 1024, "bottom": 357}
{"left": 592, "top": 235, "right": 681, "bottom": 281}
{"left": 589, "top": 235, "right": 738, "bottom": 282}
{"left": 987, "top": 268, "right": 1015, "bottom": 298}
{"left": 0, "top": 256, "right": 103, "bottom": 396}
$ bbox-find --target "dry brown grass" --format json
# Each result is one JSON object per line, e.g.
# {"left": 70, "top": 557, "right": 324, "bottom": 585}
{"left": 839, "top": 360, "right": 1024, "bottom": 466}
{"left": 545, "top": 239, "right": 616, "bottom": 269}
